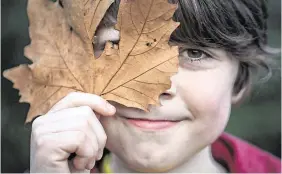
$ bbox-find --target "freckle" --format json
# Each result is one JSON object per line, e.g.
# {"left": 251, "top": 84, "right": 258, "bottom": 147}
{"left": 153, "top": 38, "right": 157, "bottom": 42}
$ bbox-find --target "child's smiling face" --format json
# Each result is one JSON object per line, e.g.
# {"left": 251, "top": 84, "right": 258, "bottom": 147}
{"left": 95, "top": 26, "right": 243, "bottom": 172}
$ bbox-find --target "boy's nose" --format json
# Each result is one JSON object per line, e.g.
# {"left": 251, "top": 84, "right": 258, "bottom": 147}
{"left": 159, "top": 82, "right": 176, "bottom": 102}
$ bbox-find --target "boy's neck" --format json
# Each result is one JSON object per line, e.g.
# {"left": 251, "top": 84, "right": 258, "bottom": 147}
{"left": 109, "top": 146, "right": 227, "bottom": 173}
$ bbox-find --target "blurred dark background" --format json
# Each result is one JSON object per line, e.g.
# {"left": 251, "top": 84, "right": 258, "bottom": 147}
{"left": 1, "top": 0, "right": 281, "bottom": 172}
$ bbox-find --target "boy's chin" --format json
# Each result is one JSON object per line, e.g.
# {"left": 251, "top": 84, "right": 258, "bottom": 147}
{"left": 117, "top": 148, "right": 186, "bottom": 173}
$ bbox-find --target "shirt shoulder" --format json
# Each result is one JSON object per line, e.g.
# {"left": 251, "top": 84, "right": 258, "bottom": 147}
{"left": 212, "top": 132, "right": 281, "bottom": 173}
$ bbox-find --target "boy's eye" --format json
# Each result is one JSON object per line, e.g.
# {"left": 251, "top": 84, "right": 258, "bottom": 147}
{"left": 181, "top": 49, "right": 211, "bottom": 61}
{"left": 178, "top": 48, "right": 216, "bottom": 69}
{"left": 187, "top": 49, "right": 204, "bottom": 59}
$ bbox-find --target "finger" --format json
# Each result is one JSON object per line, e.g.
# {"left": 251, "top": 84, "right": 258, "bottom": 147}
{"left": 35, "top": 131, "right": 93, "bottom": 161}
{"left": 34, "top": 106, "right": 106, "bottom": 157}
{"left": 34, "top": 115, "right": 99, "bottom": 157}
{"left": 32, "top": 106, "right": 105, "bottom": 169}
{"left": 68, "top": 160, "right": 90, "bottom": 173}
{"left": 48, "top": 92, "right": 116, "bottom": 116}
{"left": 71, "top": 132, "right": 97, "bottom": 171}
{"left": 86, "top": 156, "right": 96, "bottom": 170}
{"left": 73, "top": 156, "right": 89, "bottom": 170}
{"left": 33, "top": 106, "right": 97, "bottom": 130}
{"left": 73, "top": 156, "right": 94, "bottom": 170}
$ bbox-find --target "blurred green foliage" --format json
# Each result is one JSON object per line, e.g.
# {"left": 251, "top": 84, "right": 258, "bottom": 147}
{"left": 1, "top": 0, "right": 281, "bottom": 172}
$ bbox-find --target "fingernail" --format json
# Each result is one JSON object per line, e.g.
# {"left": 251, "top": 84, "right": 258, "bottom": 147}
{"left": 86, "top": 161, "right": 96, "bottom": 170}
{"left": 106, "top": 103, "right": 116, "bottom": 114}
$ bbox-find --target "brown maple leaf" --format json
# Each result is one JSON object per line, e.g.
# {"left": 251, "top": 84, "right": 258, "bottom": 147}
{"left": 3, "top": 0, "right": 179, "bottom": 123}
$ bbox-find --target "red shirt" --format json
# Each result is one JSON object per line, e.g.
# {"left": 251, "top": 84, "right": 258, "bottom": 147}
{"left": 212, "top": 133, "right": 281, "bottom": 173}
{"left": 92, "top": 133, "right": 281, "bottom": 173}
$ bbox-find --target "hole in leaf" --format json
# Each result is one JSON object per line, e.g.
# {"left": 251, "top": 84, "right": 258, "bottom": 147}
{"left": 93, "top": 1, "right": 120, "bottom": 58}
{"left": 146, "top": 42, "right": 152, "bottom": 47}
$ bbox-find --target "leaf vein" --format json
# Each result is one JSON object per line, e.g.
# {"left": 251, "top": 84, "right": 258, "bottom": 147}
{"left": 33, "top": 76, "right": 83, "bottom": 92}
{"left": 102, "top": 55, "right": 177, "bottom": 95}
{"left": 31, "top": 86, "right": 63, "bottom": 116}
{"left": 122, "top": 85, "right": 157, "bottom": 103}
{"left": 141, "top": 23, "right": 166, "bottom": 34}
{"left": 54, "top": 41, "right": 85, "bottom": 91}
{"left": 109, "top": 93, "right": 145, "bottom": 108}
{"left": 89, "top": 0, "right": 102, "bottom": 38}
{"left": 133, "top": 80, "right": 169, "bottom": 86}
{"left": 137, "top": 0, "right": 145, "bottom": 20}
{"left": 147, "top": 8, "right": 175, "bottom": 22}
{"left": 130, "top": 2, "right": 141, "bottom": 35}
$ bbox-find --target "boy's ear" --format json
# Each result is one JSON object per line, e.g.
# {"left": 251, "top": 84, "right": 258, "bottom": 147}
{"left": 231, "top": 82, "right": 251, "bottom": 105}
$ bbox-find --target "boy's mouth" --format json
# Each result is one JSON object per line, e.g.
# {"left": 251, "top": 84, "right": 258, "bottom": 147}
{"left": 113, "top": 104, "right": 191, "bottom": 130}
{"left": 124, "top": 118, "right": 181, "bottom": 130}
{"left": 119, "top": 116, "right": 189, "bottom": 131}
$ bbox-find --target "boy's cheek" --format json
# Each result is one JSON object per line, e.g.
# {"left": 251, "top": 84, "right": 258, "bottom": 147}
{"left": 177, "top": 78, "right": 232, "bottom": 121}
{"left": 181, "top": 86, "right": 231, "bottom": 139}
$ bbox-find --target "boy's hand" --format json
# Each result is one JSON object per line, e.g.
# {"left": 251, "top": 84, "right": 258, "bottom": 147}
{"left": 30, "top": 92, "right": 116, "bottom": 173}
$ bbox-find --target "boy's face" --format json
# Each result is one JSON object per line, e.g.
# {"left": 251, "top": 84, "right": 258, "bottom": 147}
{"left": 96, "top": 26, "right": 240, "bottom": 172}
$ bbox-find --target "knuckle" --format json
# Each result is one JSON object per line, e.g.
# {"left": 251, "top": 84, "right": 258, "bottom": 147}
{"left": 35, "top": 135, "right": 50, "bottom": 149}
{"left": 31, "top": 128, "right": 40, "bottom": 142}
{"left": 81, "top": 106, "right": 93, "bottom": 116}
{"left": 77, "top": 117, "right": 90, "bottom": 129}
{"left": 100, "top": 134, "right": 107, "bottom": 146}
{"left": 31, "top": 116, "right": 44, "bottom": 130}
{"left": 31, "top": 121, "right": 38, "bottom": 132}
{"left": 76, "top": 131, "right": 87, "bottom": 144}
{"left": 31, "top": 123, "right": 45, "bottom": 140}
{"left": 92, "top": 143, "right": 99, "bottom": 154}
{"left": 95, "top": 97, "right": 107, "bottom": 107}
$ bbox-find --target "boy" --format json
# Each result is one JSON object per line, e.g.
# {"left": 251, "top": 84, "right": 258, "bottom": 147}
{"left": 30, "top": 0, "right": 281, "bottom": 173}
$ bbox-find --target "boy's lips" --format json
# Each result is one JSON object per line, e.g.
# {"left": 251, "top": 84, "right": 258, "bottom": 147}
{"left": 115, "top": 108, "right": 191, "bottom": 122}
{"left": 124, "top": 118, "right": 182, "bottom": 130}
{"left": 114, "top": 104, "right": 192, "bottom": 130}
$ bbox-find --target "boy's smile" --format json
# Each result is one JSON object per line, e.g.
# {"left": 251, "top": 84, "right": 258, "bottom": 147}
{"left": 124, "top": 118, "right": 180, "bottom": 130}
{"left": 115, "top": 106, "right": 190, "bottom": 130}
